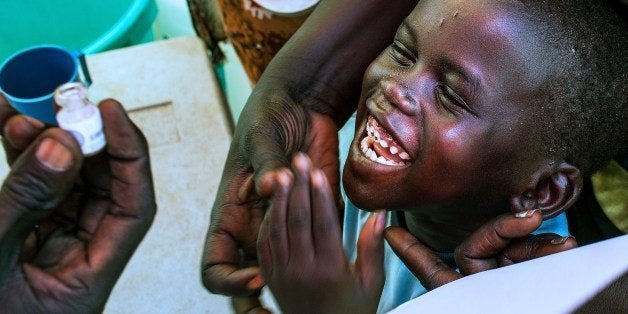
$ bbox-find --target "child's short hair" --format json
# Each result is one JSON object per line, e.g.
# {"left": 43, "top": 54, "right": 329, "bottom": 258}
{"left": 520, "top": 0, "right": 627, "bottom": 176}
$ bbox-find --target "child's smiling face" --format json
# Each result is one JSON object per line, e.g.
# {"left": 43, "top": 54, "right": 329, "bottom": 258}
{"left": 343, "top": 0, "right": 556, "bottom": 213}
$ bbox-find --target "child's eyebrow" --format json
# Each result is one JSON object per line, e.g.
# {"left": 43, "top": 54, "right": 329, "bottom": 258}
{"left": 399, "top": 19, "right": 417, "bottom": 43}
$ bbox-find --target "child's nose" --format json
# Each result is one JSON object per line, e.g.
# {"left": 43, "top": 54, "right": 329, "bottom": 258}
{"left": 380, "top": 79, "right": 420, "bottom": 116}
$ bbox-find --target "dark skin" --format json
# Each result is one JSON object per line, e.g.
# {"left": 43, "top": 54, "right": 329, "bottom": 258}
{"left": 258, "top": 154, "right": 577, "bottom": 313}
{"left": 203, "top": 0, "right": 576, "bottom": 312}
{"left": 257, "top": 153, "right": 386, "bottom": 314}
{"left": 0, "top": 94, "right": 155, "bottom": 312}
{"left": 344, "top": 0, "right": 583, "bottom": 252}
{"left": 203, "top": 0, "right": 418, "bottom": 309}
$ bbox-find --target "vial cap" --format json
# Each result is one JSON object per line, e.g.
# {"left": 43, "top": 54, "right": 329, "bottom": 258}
{"left": 54, "top": 82, "right": 88, "bottom": 109}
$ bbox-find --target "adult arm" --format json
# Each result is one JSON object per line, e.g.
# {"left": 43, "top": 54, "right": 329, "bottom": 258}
{"left": 253, "top": 0, "right": 419, "bottom": 123}
{"left": 201, "top": 0, "right": 419, "bottom": 305}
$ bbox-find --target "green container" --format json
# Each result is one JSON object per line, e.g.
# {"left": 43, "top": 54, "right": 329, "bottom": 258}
{"left": 0, "top": 0, "right": 158, "bottom": 62}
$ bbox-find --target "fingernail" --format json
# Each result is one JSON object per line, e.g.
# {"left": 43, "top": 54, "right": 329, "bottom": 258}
{"left": 36, "top": 138, "right": 73, "bottom": 171}
{"left": 311, "top": 169, "right": 325, "bottom": 186}
{"left": 23, "top": 116, "right": 45, "bottom": 129}
{"left": 515, "top": 209, "right": 538, "bottom": 218}
{"left": 551, "top": 236, "right": 573, "bottom": 245}
{"left": 294, "top": 152, "right": 310, "bottom": 168}
{"left": 276, "top": 169, "right": 292, "bottom": 186}
{"left": 247, "top": 275, "right": 265, "bottom": 290}
{"left": 375, "top": 210, "right": 387, "bottom": 231}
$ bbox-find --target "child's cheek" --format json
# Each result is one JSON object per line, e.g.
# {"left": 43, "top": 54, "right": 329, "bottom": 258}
{"left": 438, "top": 123, "right": 486, "bottom": 174}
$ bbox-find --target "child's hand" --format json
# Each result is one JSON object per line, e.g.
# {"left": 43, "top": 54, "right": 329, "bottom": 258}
{"left": 258, "top": 153, "right": 386, "bottom": 314}
{"left": 385, "top": 210, "right": 577, "bottom": 290}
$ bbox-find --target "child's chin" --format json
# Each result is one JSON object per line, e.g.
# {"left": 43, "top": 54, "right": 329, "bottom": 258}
{"left": 344, "top": 183, "right": 388, "bottom": 211}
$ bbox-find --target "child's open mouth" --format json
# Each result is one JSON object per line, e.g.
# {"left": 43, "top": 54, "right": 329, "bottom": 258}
{"left": 360, "top": 116, "right": 412, "bottom": 166}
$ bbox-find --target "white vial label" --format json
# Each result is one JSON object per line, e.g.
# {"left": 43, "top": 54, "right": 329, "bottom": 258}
{"left": 59, "top": 110, "right": 106, "bottom": 155}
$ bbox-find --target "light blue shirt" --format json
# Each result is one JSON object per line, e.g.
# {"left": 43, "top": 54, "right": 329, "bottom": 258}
{"left": 338, "top": 117, "right": 569, "bottom": 313}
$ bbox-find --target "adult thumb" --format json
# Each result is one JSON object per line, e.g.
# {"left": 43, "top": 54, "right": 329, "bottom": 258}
{"left": 0, "top": 130, "right": 82, "bottom": 270}
{"left": 355, "top": 210, "right": 387, "bottom": 290}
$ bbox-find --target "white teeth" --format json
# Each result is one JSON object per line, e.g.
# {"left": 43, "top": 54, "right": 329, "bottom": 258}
{"left": 359, "top": 137, "right": 408, "bottom": 167}
{"left": 367, "top": 149, "right": 376, "bottom": 159}
{"left": 360, "top": 116, "right": 411, "bottom": 167}
{"left": 361, "top": 137, "right": 369, "bottom": 151}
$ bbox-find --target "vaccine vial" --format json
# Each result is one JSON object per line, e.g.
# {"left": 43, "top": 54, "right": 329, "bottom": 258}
{"left": 54, "top": 82, "right": 106, "bottom": 156}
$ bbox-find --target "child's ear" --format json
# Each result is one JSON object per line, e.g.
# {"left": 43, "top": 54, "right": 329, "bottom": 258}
{"left": 510, "top": 161, "right": 583, "bottom": 219}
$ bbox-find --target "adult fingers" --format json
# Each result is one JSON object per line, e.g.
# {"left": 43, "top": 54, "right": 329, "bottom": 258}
{"left": 0, "top": 129, "right": 82, "bottom": 279}
{"left": 258, "top": 169, "right": 292, "bottom": 279}
{"left": 455, "top": 210, "right": 543, "bottom": 275}
{"left": 305, "top": 112, "right": 342, "bottom": 211}
{"left": 249, "top": 132, "right": 292, "bottom": 198}
{"left": 356, "top": 210, "right": 386, "bottom": 290}
{"left": 2, "top": 114, "right": 46, "bottom": 166}
{"left": 385, "top": 226, "right": 461, "bottom": 290}
{"left": 257, "top": 207, "right": 273, "bottom": 281}
{"left": 231, "top": 296, "right": 271, "bottom": 314}
{"left": 310, "top": 168, "right": 342, "bottom": 259}
{"left": 86, "top": 99, "right": 156, "bottom": 284}
{"left": 202, "top": 171, "right": 265, "bottom": 296}
{"left": 0, "top": 93, "right": 17, "bottom": 132}
{"left": 287, "top": 153, "right": 314, "bottom": 259}
{"left": 203, "top": 264, "right": 265, "bottom": 297}
{"left": 0, "top": 94, "right": 24, "bottom": 164}
{"left": 498, "top": 233, "right": 577, "bottom": 266}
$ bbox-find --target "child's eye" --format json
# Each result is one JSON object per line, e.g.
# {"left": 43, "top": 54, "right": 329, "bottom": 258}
{"left": 435, "top": 84, "right": 475, "bottom": 117}
{"left": 389, "top": 41, "right": 415, "bottom": 66}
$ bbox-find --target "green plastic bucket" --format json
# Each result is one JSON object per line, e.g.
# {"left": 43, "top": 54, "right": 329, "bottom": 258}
{"left": 0, "top": 0, "right": 158, "bottom": 62}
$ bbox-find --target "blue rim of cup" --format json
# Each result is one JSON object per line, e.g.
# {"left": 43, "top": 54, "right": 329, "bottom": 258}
{"left": 0, "top": 44, "right": 80, "bottom": 103}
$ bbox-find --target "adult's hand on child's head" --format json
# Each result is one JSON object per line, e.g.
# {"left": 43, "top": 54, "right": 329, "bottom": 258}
{"left": 201, "top": 94, "right": 341, "bottom": 310}
{"left": 385, "top": 210, "right": 577, "bottom": 290}
{"left": 0, "top": 99, "right": 156, "bottom": 312}
{"left": 257, "top": 153, "right": 384, "bottom": 314}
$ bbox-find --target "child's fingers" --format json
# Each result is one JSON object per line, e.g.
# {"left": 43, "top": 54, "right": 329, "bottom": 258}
{"left": 287, "top": 153, "right": 314, "bottom": 259}
{"left": 267, "top": 169, "right": 293, "bottom": 268}
{"left": 385, "top": 226, "right": 462, "bottom": 290}
{"left": 310, "top": 168, "right": 342, "bottom": 258}
{"left": 231, "top": 296, "right": 272, "bottom": 314}
{"left": 355, "top": 210, "right": 386, "bottom": 290}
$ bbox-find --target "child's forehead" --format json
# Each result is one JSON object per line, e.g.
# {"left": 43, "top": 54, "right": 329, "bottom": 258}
{"left": 405, "top": 0, "right": 553, "bottom": 93}
{"left": 408, "top": 0, "right": 528, "bottom": 35}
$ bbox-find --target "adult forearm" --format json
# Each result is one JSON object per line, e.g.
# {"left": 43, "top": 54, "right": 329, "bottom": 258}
{"left": 255, "top": 0, "right": 418, "bottom": 126}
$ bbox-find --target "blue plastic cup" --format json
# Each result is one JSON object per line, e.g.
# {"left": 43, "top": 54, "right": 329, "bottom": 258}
{"left": 0, "top": 45, "right": 91, "bottom": 125}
